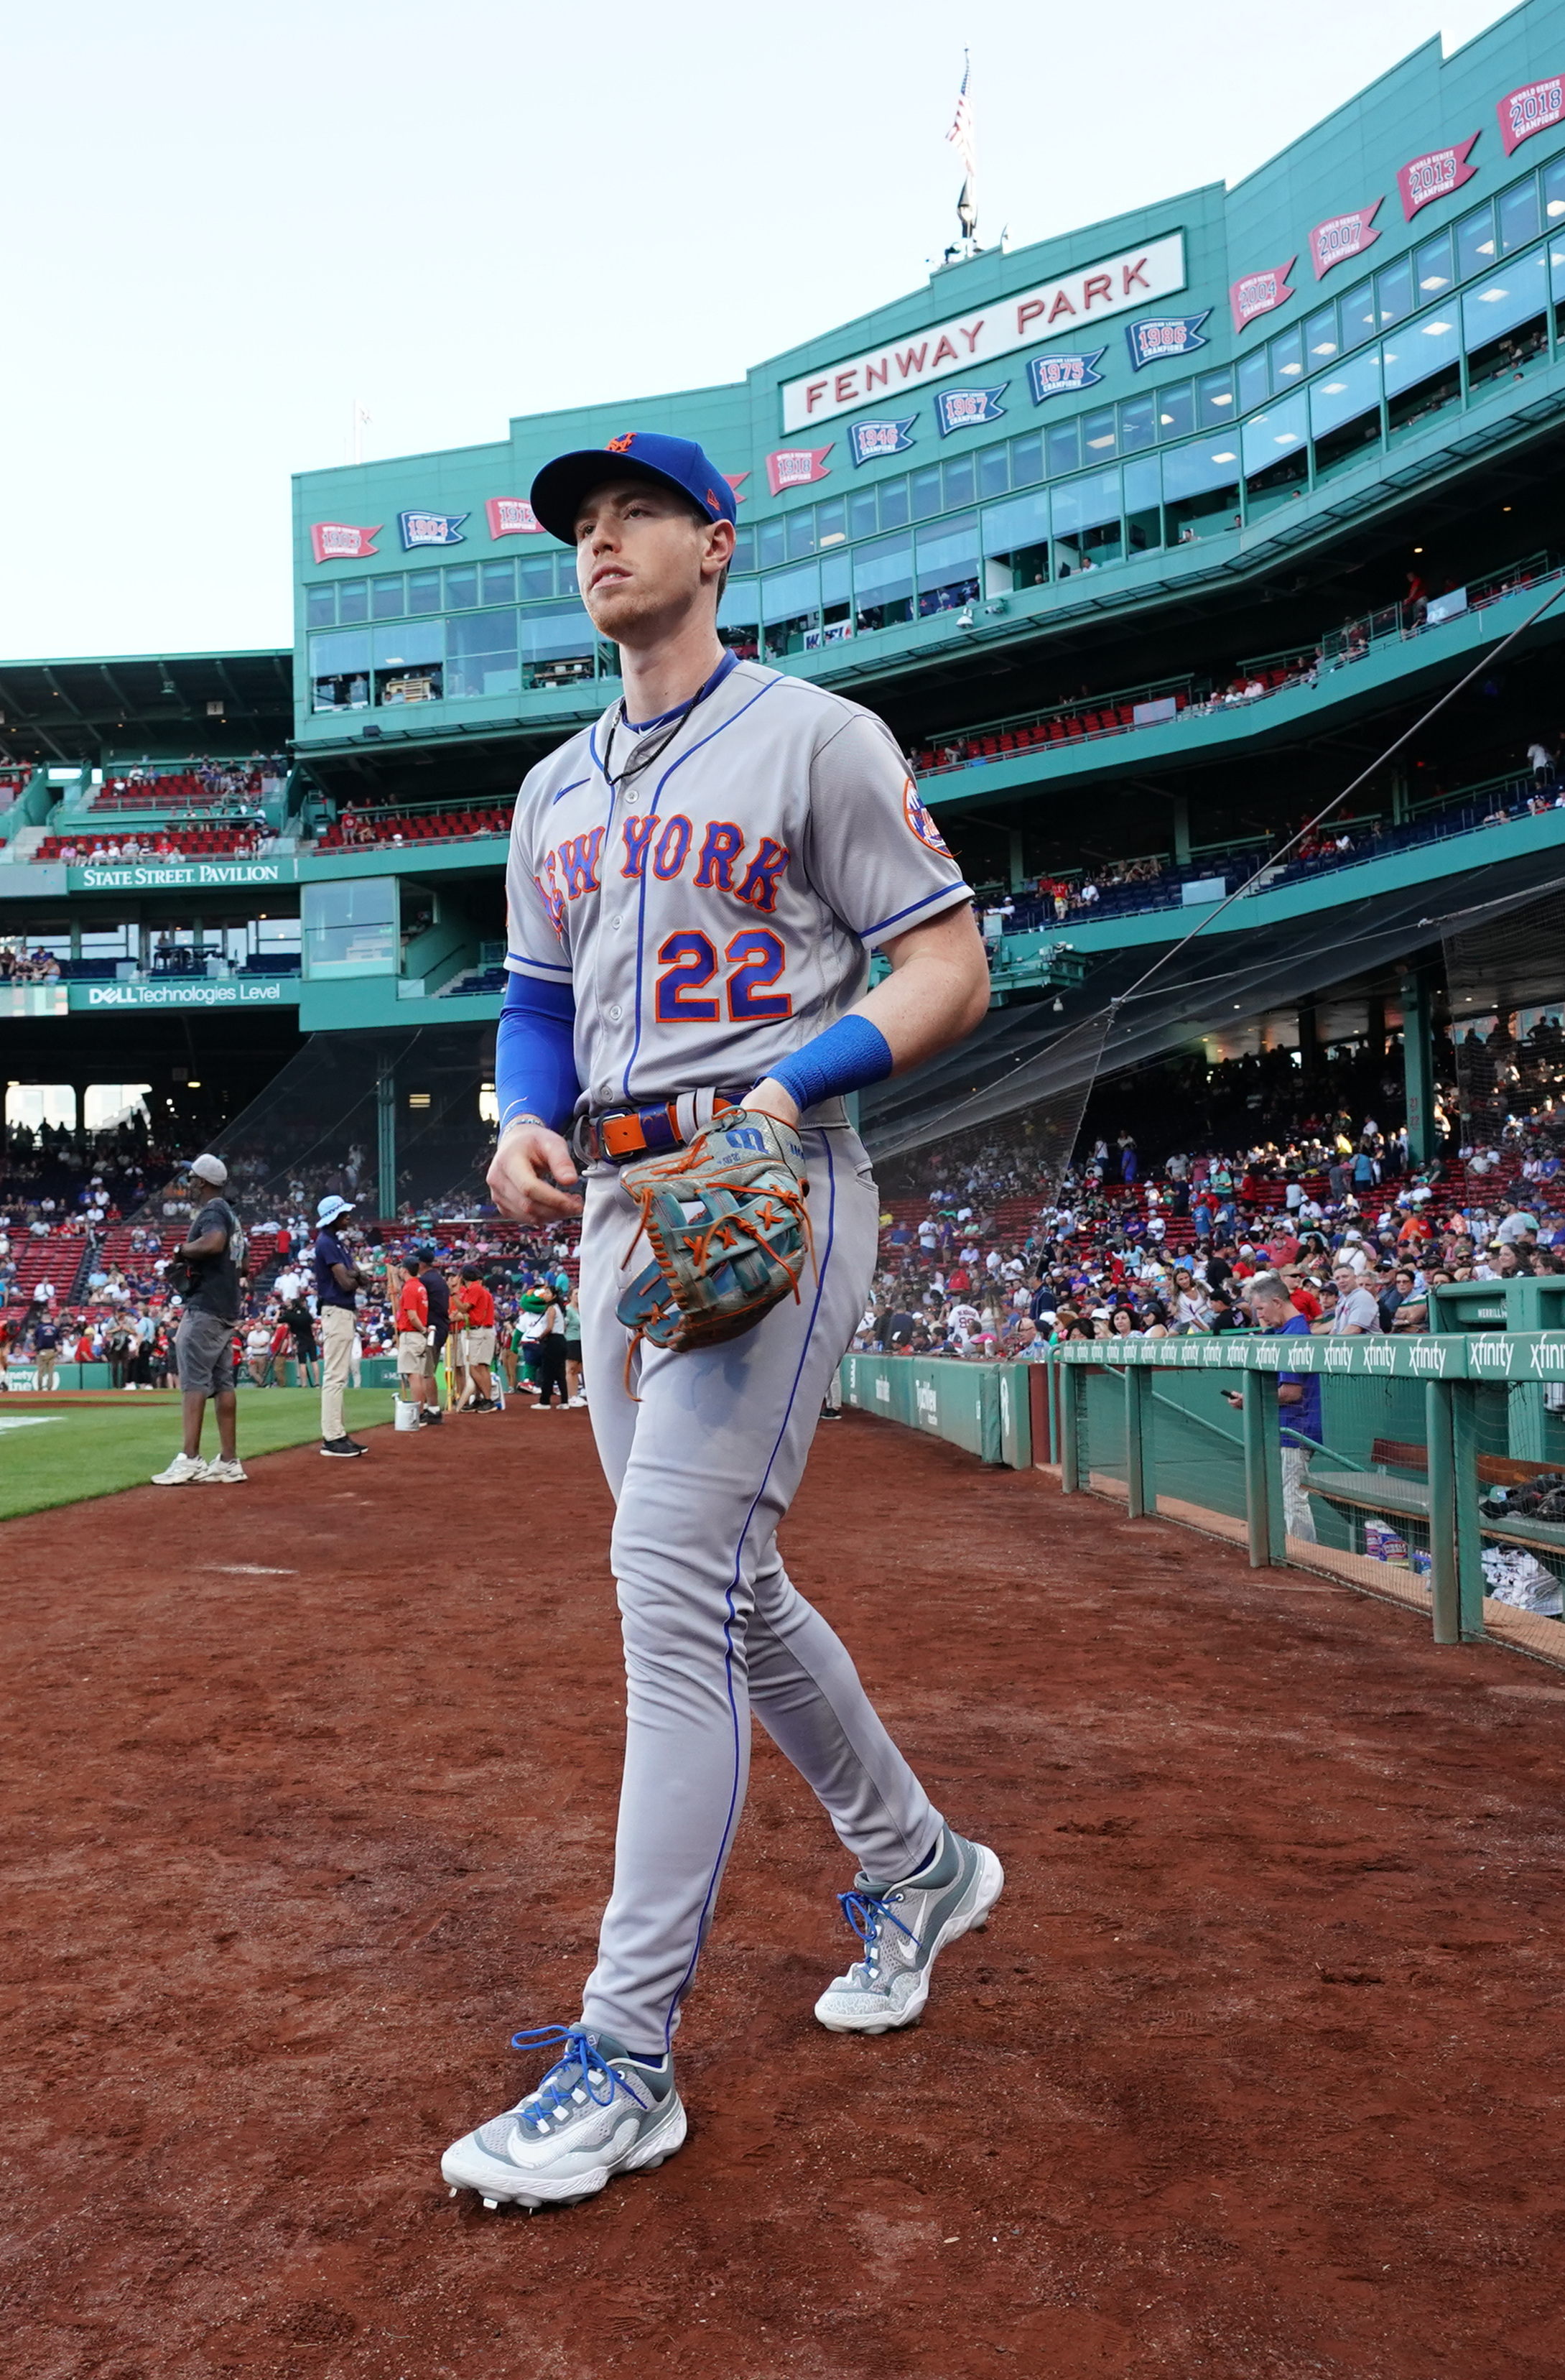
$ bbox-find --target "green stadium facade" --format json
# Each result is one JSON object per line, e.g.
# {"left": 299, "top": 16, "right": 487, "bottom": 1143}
{"left": 7, "top": 1, "right": 1565, "bottom": 1185}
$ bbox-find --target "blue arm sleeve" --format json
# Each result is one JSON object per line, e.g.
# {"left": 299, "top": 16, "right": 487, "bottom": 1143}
{"left": 496, "top": 973, "right": 580, "bottom": 1134}
{"left": 763, "top": 1014, "right": 894, "bottom": 1113}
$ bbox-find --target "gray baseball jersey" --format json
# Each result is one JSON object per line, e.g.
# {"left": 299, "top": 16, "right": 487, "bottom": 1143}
{"left": 503, "top": 658, "right": 973, "bottom": 1109}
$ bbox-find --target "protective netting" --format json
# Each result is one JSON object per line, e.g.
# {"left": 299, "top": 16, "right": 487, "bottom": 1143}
{"left": 1075, "top": 1363, "right": 1128, "bottom": 1501}
{"left": 1148, "top": 1369, "right": 1249, "bottom": 1532}
{"left": 1443, "top": 887, "right": 1565, "bottom": 1150}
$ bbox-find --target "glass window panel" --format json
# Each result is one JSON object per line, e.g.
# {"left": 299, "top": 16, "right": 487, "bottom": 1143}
{"left": 482, "top": 560, "right": 516, "bottom": 605}
{"left": 786, "top": 506, "right": 817, "bottom": 560}
{"left": 1552, "top": 223, "right": 1565, "bottom": 301}
{"left": 373, "top": 620, "right": 442, "bottom": 667}
{"left": 879, "top": 476, "right": 911, "bottom": 527}
{"left": 518, "top": 555, "right": 555, "bottom": 601}
{"left": 1240, "top": 389, "right": 1309, "bottom": 476}
{"left": 1236, "top": 349, "right": 1271, "bottom": 415}
{"left": 847, "top": 490, "right": 878, "bottom": 540}
{"left": 520, "top": 603, "right": 595, "bottom": 662}
{"left": 820, "top": 549, "right": 852, "bottom": 609}
{"left": 915, "top": 511, "right": 978, "bottom": 612}
{"left": 446, "top": 610, "right": 520, "bottom": 699}
{"left": 1382, "top": 306, "right": 1462, "bottom": 396}
{"left": 1499, "top": 177, "right": 1542, "bottom": 253}
{"left": 730, "top": 524, "right": 756, "bottom": 574}
{"left": 371, "top": 573, "right": 404, "bottom": 619}
{"left": 1303, "top": 304, "right": 1339, "bottom": 365}
{"left": 852, "top": 529, "right": 914, "bottom": 629}
{"left": 1118, "top": 394, "right": 1156, "bottom": 451}
{"left": 1155, "top": 380, "right": 1194, "bottom": 437}
{"left": 1122, "top": 453, "right": 1161, "bottom": 515}
{"left": 1197, "top": 369, "right": 1235, "bottom": 423}
{"left": 1050, "top": 468, "right": 1121, "bottom": 534}
{"left": 1267, "top": 330, "right": 1303, "bottom": 392}
{"left": 1009, "top": 431, "right": 1044, "bottom": 485}
{"left": 305, "top": 585, "right": 336, "bottom": 629}
{"left": 716, "top": 581, "right": 760, "bottom": 658}
{"left": 1545, "top": 156, "right": 1565, "bottom": 221}
{"left": 445, "top": 565, "right": 478, "bottom": 609}
{"left": 1309, "top": 346, "right": 1383, "bottom": 438}
{"left": 1375, "top": 256, "right": 1414, "bottom": 328}
{"left": 816, "top": 497, "right": 847, "bottom": 547}
{"left": 302, "top": 877, "right": 396, "bottom": 978}
{"left": 1414, "top": 229, "right": 1455, "bottom": 295}
{"left": 1339, "top": 279, "right": 1376, "bottom": 348}
{"left": 1456, "top": 201, "right": 1497, "bottom": 279}
{"left": 1159, "top": 438, "right": 1241, "bottom": 503}
{"left": 336, "top": 578, "right": 368, "bottom": 624}
{"left": 910, "top": 466, "right": 942, "bottom": 519}
{"left": 978, "top": 441, "right": 1010, "bottom": 497}
{"left": 981, "top": 488, "right": 1050, "bottom": 553}
{"left": 1080, "top": 404, "right": 1117, "bottom": 455}
{"left": 757, "top": 517, "right": 785, "bottom": 570}
{"left": 1045, "top": 419, "right": 1081, "bottom": 475}
{"left": 558, "top": 557, "right": 579, "bottom": 598}
{"left": 1462, "top": 244, "right": 1548, "bottom": 346}
{"left": 942, "top": 453, "right": 976, "bottom": 508}
{"left": 761, "top": 561, "right": 820, "bottom": 621}
{"left": 407, "top": 569, "right": 442, "bottom": 614}
{"left": 309, "top": 629, "right": 371, "bottom": 676}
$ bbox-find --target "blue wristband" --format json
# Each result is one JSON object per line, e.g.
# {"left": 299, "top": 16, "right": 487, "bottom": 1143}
{"left": 496, "top": 972, "right": 580, "bottom": 1134}
{"left": 764, "top": 1014, "right": 893, "bottom": 1113}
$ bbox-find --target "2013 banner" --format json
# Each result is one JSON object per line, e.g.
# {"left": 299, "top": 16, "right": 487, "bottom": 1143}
{"left": 399, "top": 511, "right": 468, "bottom": 551}
{"left": 310, "top": 522, "right": 381, "bottom": 564}
{"left": 933, "top": 386, "right": 1007, "bottom": 436}
{"left": 1396, "top": 132, "right": 1480, "bottom": 220}
{"left": 1026, "top": 351, "right": 1105, "bottom": 404}
{"left": 848, "top": 420, "right": 917, "bottom": 466}
{"left": 1124, "top": 312, "right": 1210, "bottom": 371}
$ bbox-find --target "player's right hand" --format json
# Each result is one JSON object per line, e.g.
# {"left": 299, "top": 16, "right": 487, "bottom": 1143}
{"left": 486, "top": 1121, "right": 584, "bottom": 1223}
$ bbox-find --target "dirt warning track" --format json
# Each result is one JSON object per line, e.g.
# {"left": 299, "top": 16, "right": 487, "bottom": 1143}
{"left": 3, "top": 1407, "right": 1563, "bottom": 2377}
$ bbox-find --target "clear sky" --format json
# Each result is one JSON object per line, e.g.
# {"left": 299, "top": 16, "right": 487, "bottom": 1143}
{"left": 1, "top": 0, "right": 1520, "bottom": 662}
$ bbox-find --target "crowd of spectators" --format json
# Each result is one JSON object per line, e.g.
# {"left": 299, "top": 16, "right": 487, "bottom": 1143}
{"left": 1, "top": 941, "right": 64, "bottom": 982}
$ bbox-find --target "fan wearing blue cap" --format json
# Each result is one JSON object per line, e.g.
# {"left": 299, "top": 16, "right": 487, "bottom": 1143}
{"left": 313, "top": 1191, "right": 367, "bottom": 1458}
{"left": 442, "top": 426, "right": 997, "bottom": 2213}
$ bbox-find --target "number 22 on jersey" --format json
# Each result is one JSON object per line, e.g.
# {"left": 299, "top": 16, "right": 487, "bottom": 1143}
{"left": 655, "top": 928, "right": 791, "bottom": 1024}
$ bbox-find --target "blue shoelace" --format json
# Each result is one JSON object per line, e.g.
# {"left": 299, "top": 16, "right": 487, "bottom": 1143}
{"left": 837, "top": 1889, "right": 924, "bottom": 1961}
{"left": 508, "top": 2024, "right": 652, "bottom": 2125}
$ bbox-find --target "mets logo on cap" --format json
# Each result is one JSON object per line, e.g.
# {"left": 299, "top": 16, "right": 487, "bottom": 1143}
{"left": 605, "top": 432, "right": 638, "bottom": 453}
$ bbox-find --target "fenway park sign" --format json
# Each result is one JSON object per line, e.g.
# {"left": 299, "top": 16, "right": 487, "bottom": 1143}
{"left": 780, "top": 232, "right": 1186, "bottom": 432}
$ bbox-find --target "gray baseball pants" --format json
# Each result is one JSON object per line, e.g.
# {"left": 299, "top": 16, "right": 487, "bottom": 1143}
{"left": 575, "top": 1124, "right": 941, "bottom": 2055}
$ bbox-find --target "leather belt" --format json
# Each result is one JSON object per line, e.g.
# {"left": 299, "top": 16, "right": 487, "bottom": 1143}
{"left": 572, "top": 1088, "right": 746, "bottom": 1168}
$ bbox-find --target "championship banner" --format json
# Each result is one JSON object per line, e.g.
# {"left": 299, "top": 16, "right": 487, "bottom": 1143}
{"left": 933, "top": 386, "right": 1007, "bottom": 437}
{"left": 1230, "top": 257, "right": 1296, "bottom": 334}
{"left": 1497, "top": 77, "right": 1565, "bottom": 156}
{"left": 765, "top": 446, "right": 833, "bottom": 496}
{"left": 485, "top": 497, "right": 545, "bottom": 538}
{"left": 1396, "top": 132, "right": 1480, "bottom": 221}
{"left": 1309, "top": 198, "right": 1383, "bottom": 280}
{"left": 310, "top": 522, "right": 381, "bottom": 564}
{"left": 848, "top": 419, "right": 917, "bottom": 466}
{"left": 399, "top": 509, "right": 468, "bottom": 551}
{"left": 724, "top": 471, "right": 751, "bottom": 502}
{"left": 1026, "top": 350, "right": 1105, "bottom": 403}
{"left": 1124, "top": 311, "right": 1210, "bottom": 371}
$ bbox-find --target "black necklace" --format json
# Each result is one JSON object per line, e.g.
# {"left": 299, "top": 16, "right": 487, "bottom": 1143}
{"left": 598, "top": 653, "right": 735, "bottom": 794}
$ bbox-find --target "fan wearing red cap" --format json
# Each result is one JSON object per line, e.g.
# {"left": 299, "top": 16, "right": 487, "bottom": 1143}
{"left": 440, "top": 427, "right": 1000, "bottom": 2214}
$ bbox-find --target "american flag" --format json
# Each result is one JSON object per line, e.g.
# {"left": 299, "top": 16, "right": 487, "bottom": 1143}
{"left": 947, "top": 54, "right": 977, "bottom": 191}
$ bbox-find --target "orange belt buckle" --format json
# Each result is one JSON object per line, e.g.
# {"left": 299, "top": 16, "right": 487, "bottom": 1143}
{"left": 600, "top": 1113, "right": 647, "bottom": 1161}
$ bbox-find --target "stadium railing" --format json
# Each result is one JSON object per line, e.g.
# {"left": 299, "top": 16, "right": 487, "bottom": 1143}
{"left": 839, "top": 1335, "right": 1565, "bottom": 1673}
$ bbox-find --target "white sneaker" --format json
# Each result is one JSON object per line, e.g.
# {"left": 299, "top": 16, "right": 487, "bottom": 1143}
{"left": 567, "top": 1395, "right": 588, "bottom": 1407}
{"left": 814, "top": 1825, "right": 1004, "bottom": 2034}
{"left": 151, "top": 1452, "right": 209, "bottom": 1486}
{"left": 201, "top": 1457, "right": 249, "bottom": 1483}
{"left": 442, "top": 2025, "right": 685, "bottom": 2211}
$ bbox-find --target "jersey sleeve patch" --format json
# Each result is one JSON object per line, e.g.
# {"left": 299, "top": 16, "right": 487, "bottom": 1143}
{"left": 903, "top": 778, "right": 952, "bottom": 857}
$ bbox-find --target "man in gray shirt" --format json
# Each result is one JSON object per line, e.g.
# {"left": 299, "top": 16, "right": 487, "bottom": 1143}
{"left": 1329, "top": 1261, "right": 1383, "bottom": 1335}
{"left": 152, "top": 1153, "right": 247, "bottom": 1484}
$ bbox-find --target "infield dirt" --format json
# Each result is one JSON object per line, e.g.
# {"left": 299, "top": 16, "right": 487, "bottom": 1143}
{"left": 4, "top": 1406, "right": 1564, "bottom": 2378}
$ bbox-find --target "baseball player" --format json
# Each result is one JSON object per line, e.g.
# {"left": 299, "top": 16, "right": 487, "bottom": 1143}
{"left": 442, "top": 432, "right": 1003, "bottom": 2212}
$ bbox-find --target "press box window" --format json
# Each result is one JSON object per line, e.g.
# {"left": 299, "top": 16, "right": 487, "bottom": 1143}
{"left": 446, "top": 610, "right": 519, "bottom": 700}
{"left": 302, "top": 876, "right": 397, "bottom": 979}
{"left": 981, "top": 489, "right": 1048, "bottom": 594}
{"left": 373, "top": 619, "right": 444, "bottom": 706}
{"left": 718, "top": 581, "right": 760, "bottom": 660}
{"left": 310, "top": 629, "right": 371, "bottom": 713}
{"left": 852, "top": 530, "right": 913, "bottom": 633}
{"left": 306, "top": 585, "right": 336, "bottom": 630}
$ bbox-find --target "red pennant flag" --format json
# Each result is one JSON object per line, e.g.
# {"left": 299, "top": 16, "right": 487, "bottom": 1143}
{"left": 1229, "top": 258, "right": 1296, "bottom": 334}
{"left": 310, "top": 522, "right": 381, "bottom": 564}
{"left": 765, "top": 447, "right": 832, "bottom": 498}
{"left": 485, "top": 497, "right": 546, "bottom": 538}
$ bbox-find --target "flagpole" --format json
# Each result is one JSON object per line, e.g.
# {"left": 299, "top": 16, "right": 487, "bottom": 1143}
{"left": 947, "top": 51, "right": 978, "bottom": 257}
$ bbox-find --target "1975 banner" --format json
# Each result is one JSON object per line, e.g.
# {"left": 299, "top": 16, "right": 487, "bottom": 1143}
{"left": 781, "top": 232, "right": 1186, "bottom": 431}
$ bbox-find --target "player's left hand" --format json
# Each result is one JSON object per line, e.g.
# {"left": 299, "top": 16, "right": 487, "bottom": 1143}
{"left": 739, "top": 1077, "right": 800, "bottom": 1129}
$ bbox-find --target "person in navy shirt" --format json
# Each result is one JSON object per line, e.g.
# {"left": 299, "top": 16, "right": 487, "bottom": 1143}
{"left": 1224, "top": 1272, "right": 1319, "bottom": 1545}
{"left": 313, "top": 1193, "right": 367, "bottom": 1458}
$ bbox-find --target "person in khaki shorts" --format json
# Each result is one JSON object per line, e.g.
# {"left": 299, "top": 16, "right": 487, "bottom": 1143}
{"left": 394, "top": 1260, "right": 435, "bottom": 1422}
{"left": 313, "top": 1193, "right": 368, "bottom": 1458}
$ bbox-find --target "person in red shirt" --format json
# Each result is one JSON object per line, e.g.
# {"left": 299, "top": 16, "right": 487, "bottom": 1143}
{"left": 394, "top": 1264, "right": 435, "bottom": 1419}
{"left": 456, "top": 1266, "right": 500, "bottom": 1412}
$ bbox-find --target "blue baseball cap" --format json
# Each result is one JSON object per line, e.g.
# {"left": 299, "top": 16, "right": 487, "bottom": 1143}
{"left": 529, "top": 432, "right": 738, "bottom": 547}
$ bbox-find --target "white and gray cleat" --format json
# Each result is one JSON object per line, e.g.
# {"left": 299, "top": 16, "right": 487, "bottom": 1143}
{"left": 442, "top": 2024, "right": 685, "bottom": 2210}
{"left": 814, "top": 1823, "right": 1004, "bottom": 2034}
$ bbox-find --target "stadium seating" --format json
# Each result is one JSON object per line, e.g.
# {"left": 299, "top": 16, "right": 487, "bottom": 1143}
{"left": 36, "top": 826, "right": 268, "bottom": 863}
{"left": 317, "top": 806, "right": 511, "bottom": 850}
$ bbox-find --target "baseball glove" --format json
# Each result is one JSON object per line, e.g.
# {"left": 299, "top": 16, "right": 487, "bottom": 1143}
{"left": 616, "top": 1109, "right": 812, "bottom": 1356}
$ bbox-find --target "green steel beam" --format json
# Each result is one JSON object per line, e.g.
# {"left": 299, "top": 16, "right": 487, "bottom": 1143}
{"left": 1425, "top": 1380, "right": 1460, "bottom": 1647}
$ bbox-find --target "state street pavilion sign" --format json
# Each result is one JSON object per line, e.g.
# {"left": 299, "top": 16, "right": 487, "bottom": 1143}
{"left": 780, "top": 232, "right": 1186, "bottom": 432}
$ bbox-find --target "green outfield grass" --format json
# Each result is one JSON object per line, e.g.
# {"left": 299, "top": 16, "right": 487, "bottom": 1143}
{"left": 0, "top": 1388, "right": 395, "bottom": 1521}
